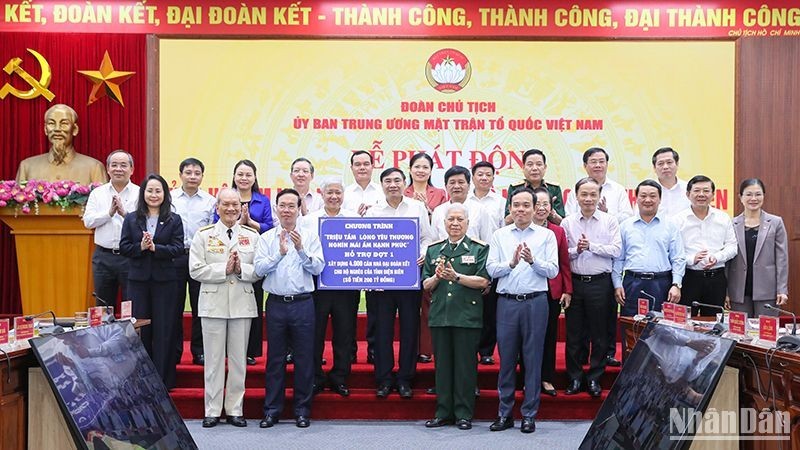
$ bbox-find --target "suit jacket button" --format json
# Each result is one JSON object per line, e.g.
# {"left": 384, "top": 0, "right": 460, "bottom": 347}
{"left": 449, "top": 281, "right": 453, "bottom": 285}
{"left": 447, "top": 293, "right": 452, "bottom": 296}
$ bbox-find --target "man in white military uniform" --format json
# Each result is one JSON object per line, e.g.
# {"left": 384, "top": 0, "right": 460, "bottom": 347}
{"left": 190, "top": 188, "right": 261, "bottom": 428}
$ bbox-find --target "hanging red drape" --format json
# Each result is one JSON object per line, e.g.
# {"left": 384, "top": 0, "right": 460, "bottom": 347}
{"left": 0, "top": 33, "right": 148, "bottom": 314}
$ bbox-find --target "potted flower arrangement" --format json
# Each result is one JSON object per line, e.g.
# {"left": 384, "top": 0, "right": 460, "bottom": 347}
{"left": 0, "top": 179, "right": 101, "bottom": 215}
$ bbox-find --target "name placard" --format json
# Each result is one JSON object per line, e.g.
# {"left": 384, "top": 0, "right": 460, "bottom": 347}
{"left": 662, "top": 302, "right": 675, "bottom": 322}
{"left": 14, "top": 316, "right": 33, "bottom": 341}
{"left": 638, "top": 298, "right": 650, "bottom": 316}
{"left": 0, "top": 319, "right": 8, "bottom": 344}
{"left": 728, "top": 311, "right": 747, "bottom": 336}
{"left": 759, "top": 316, "right": 778, "bottom": 343}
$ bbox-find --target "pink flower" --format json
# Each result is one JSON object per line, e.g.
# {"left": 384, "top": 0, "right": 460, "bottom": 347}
{"left": 14, "top": 193, "right": 26, "bottom": 203}
{"left": 42, "top": 192, "right": 53, "bottom": 203}
{"left": 0, "top": 200, "right": 6, "bottom": 207}
{"left": 55, "top": 188, "right": 69, "bottom": 196}
{"left": 21, "top": 205, "right": 30, "bottom": 214}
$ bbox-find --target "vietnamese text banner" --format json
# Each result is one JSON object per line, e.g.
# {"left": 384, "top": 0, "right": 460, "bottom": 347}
{"left": 159, "top": 40, "right": 734, "bottom": 212}
{"left": 319, "top": 217, "right": 420, "bottom": 290}
{"left": 2, "top": 0, "right": 800, "bottom": 38}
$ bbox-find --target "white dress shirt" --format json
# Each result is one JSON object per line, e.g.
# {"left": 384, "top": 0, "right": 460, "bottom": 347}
{"left": 673, "top": 207, "right": 737, "bottom": 270}
{"left": 271, "top": 189, "right": 324, "bottom": 223}
{"left": 342, "top": 182, "right": 383, "bottom": 215}
{"left": 83, "top": 181, "right": 139, "bottom": 249}
{"left": 486, "top": 223, "right": 559, "bottom": 294}
{"left": 657, "top": 179, "right": 690, "bottom": 219}
{"left": 467, "top": 188, "right": 506, "bottom": 231}
{"left": 561, "top": 209, "right": 622, "bottom": 275}
{"left": 565, "top": 177, "right": 634, "bottom": 223}
{"left": 365, "top": 196, "right": 434, "bottom": 257}
{"left": 430, "top": 199, "right": 494, "bottom": 242}
{"left": 254, "top": 225, "right": 325, "bottom": 295}
{"left": 171, "top": 187, "right": 216, "bottom": 249}
{"left": 298, "top": 207, "right": 359, "bottom": 236}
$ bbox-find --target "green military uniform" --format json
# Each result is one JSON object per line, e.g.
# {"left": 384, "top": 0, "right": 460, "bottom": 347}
{"left": 422, "top": 236, "right": 490, "bottom": 422}
{"left": 505, "top": 180, "right": 565, "bottom": 220}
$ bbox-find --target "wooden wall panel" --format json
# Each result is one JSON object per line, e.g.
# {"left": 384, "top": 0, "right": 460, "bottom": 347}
{"left": 736, "top": 37, "right": 800, "bottom": 313}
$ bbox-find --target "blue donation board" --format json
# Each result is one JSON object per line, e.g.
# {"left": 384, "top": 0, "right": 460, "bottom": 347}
{"left": 318, "top": 217, "right": 419, "bottom": 290}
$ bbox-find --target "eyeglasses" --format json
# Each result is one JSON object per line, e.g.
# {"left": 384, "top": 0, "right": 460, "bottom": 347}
{"left": 291, "top": 169, "right": 311, "bottom": 175}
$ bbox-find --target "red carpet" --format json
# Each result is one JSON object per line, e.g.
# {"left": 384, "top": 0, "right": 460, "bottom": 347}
{"left": 171, "top": 314, "right": 619, "bottom": 420}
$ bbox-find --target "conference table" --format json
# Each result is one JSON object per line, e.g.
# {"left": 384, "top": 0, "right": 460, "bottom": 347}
{"left": 0, "top": 319, "right": 150, "bottom": 450}
{"left": 619, "top": 316, "right": 800, "bottom": 449}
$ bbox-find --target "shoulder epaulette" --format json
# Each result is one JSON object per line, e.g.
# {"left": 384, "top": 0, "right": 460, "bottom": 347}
{"left": 241, "top": 225, "right": 259, "bottom": 234}
{"left": 198, "top": 224, "right": 214, "bottom": 232}
{"left": 430, "top": 238, "right": 446, "bottom": 247}
{"left": 545, "top": 181, "right": 560, "bottom": 188}
{"left": 471, "top": 238, "right": 488, "bottom": 247}
{"left": 510, "top": 181, "right": 525, "bottom": 188}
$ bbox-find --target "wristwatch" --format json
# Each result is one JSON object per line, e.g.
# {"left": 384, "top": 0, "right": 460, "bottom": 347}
{"left": 671, "top": 282, "right": 681, "bottom": 289}
{"left": 455, "top": 274, "right": 461, "bottom": 283}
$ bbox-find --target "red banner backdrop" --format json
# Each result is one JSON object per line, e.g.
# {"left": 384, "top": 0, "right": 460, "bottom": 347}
{"left": 2, "top": 0, "right": 800, "bottom": 38}
{"left": 0, "top": 33, "right": 147, "bottom": 314}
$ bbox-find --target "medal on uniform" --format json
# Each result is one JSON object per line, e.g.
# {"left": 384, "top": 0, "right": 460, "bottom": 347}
{"left": 208, "top": 235, "right": 225, "bottom": 253}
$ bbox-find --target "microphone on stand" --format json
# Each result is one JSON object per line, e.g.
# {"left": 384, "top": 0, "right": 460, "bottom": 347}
{"left": 23, "top": 310, "right": 68, "bottom": 335}
{"left": 691, "top": 301, "right": 728, "bottom": 335}
{"left": 764, "top": 304, "right": 800, "bottom": 349}
{"left": 91, "top": 292, "right": 116, "bottom": 323}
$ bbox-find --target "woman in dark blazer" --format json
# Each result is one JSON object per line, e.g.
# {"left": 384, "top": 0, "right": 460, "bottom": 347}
{"left": 726, "top": 178, "right": 788, "bottom": 317}
{"left": 533, "top": 187, "right": 572, "bottom": 396}
{"left": 215, "top": 159, "right": 273, "bottom": 364}
{"left": 120, "top": 174, "right": 184, "bottom": 389}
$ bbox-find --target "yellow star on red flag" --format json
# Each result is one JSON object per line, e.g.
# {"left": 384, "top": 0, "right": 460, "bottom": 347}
{"left": 78, "top": 51, "right": 135, "bottom": 106}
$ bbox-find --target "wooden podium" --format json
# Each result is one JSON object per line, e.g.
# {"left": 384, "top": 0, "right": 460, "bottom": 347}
{"left": 0, "top": 205, "right": 94, "bottom": 317}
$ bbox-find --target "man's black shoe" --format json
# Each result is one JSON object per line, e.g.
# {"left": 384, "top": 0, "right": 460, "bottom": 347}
{"left": 520, "top": 417, "right": 536, "bottom": 434}
{"left": 193, "top": 354, "right": 205, "bottom": 365}
{"left": 605, "top": 356, "right": 622, "bottom": 367}
{"left": 398, "top": 384, "right": 413, "bottom": 399}
{"left": 202, "top": 417, "right": 219, "bottom": 428}
{"left": 565, "top": 379, "right": 582, "bottom": 395}
{"left": 259, "top": 416, "right": 278, "bottom": 428}
{"left": 295, "top": 416, "right": 310, "bottom": 428}
{"left": 226, "top": 416, "right": 247, "bottom": 427}
{"left": 479, "top": 355, "right": 495, "bottom": 365}
{"left": 331, "top": 384, "right": 350, "bottom": 397}
{"left": 456, "top": 418, "right": 472, "bottom": 430}
{"left": 424, "top": 417, "right": 453, "bottom": 428}
{"left": 376, "top": 384, "right": 392, "bottom": 398}
{"left": 246, "top": 357, "right": 256, "bottom": 366}
{"left": 489, "top": 416, "right": 514, "bottom": 431}
{"left": 588, "top": 380, "right": 602, "bottom": 397}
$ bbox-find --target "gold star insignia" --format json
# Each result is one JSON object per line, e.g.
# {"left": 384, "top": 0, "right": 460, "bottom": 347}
{"left": 78, "top": 51, "right": 135, "bottom": 107}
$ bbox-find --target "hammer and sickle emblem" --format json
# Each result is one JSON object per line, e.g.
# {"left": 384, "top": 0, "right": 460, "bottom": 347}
{"left": 0, "top": 48, "right": 55, "bottom": 101}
